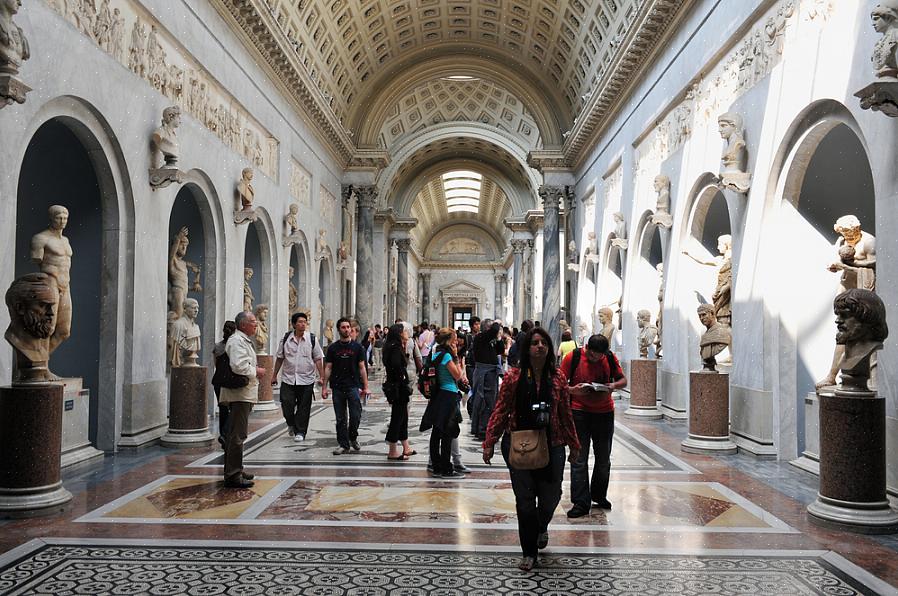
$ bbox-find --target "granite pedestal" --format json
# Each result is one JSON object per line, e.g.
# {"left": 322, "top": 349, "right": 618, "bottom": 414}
{"left": 807, "top": 388, "right": 898, "bottom": 533}
{"left": 625, "top": 358, "right": 662, "bottom": 419}
{"left": 681, "top": 371, "right": 737, "bottom": 454}
{"left": 0, "top": 383, "right": 73, "bottom": 516}
{"left": 255, "top": 354, "right": 278, "bottom": 411}
{"left": 59, "top": 378, "right": 104, "bottom": 467}
{"left": 161, "top": 366, "right": 214, "bottom": 447}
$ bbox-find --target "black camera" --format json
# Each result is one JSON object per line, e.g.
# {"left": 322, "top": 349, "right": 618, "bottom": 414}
{"left": 531, "top": 402, "right": 550, "bottom": 428}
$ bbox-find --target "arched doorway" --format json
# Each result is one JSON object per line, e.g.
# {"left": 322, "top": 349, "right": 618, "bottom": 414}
{"left": 15, "top": 113, "right": 129, "bottom": 455}
{"left": 318, "top": 256, "right": 333, "bottom": 338}
{"left": 244, "top": 220, "right": 272, "bottom": 352}
{"left": 289, "top": 239, "right": 309, "bottom": 323}
{"left": 633, "top": 216, "right": 664, "bottom": 357}
{"left": 599, "top": 237, "right": 625, "bottom": 347}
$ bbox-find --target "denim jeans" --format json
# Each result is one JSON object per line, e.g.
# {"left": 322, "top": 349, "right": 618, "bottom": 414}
{"left": 332, "top": 386, "right": 362, "bottom": 449}
{"left": 471, "top": 363, "right": 499, "bottom": 436}
{"left": 570, "top": 409, "right": 615, "bottom": 509}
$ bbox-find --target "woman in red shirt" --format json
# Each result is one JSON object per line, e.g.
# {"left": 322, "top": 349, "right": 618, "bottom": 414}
{"left": 560, "top": 334, "right": 627, "bottom": 518}
{"left": 482, "top": 327, "right": 580, "bottom": 572}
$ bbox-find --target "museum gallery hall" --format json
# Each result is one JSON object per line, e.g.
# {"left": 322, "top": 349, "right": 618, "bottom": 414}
{"left": 1, "top": 0, "right": 898, "bottom": 593}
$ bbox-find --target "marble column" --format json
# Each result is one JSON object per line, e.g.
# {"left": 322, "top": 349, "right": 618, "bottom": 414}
{"left": 525, "top": 239, "right": 535, "bottom": 318}
{"left": 355, "top": 186, "right": 377, "bottom": 329}
{"left": 540, "top": 186, "right": 564, "bottom": 344}
{"left": 395, "top": 238, "right": 411, "bottom": 322}
{"left": 511, "top": 240, "right": 526, "bottom": 325}
{"left": 420, "top": 273, "right": 431, "bottom": 324}
{"left": 494, "top": 273, "right": 504, "bottom": 320}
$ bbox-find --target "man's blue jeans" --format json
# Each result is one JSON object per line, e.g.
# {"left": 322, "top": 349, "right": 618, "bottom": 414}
{"left": 332, "top": 386, "right": 362, "bottom": 449}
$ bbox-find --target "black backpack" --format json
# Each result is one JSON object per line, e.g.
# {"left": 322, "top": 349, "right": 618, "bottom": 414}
{"left": 417, "top": 348, "right": 444, "bottom": 399}
{"left": 281, "top": 331, "right": 316, "bottom": 351}
{"left": 212, "top": 352, "right": 249, "bottom": 389}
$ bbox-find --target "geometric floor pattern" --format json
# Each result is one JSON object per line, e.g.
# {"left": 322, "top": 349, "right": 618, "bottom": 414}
{"left": 0, "top": 542, "right": 885, "bottom": 595}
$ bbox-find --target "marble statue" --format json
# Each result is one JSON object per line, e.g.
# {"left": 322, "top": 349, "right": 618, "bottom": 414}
{"left": 94, "top": 0, "right": 112, "bottom": 51}
{"left": 832, "top": 288, "right": 888, "bottom": 393}
{"left": 598, "top": 307, "right": 615, "bottom": 342}
{"left": 315, "top": 228, "right": 328, "bottom": 260}
{"left": 567, "top": 240, "right": 578, "bottom": 264}
{"left": 288, "top": 266, "right": 298, "bottom": 315}
{"left": 584, "top": 231, "right": 599, "bottom": 263}
{"left": 637, "top": 309, "right": 658, "bottom": 359}
{"left": 283, "top": 203, "right": 300, "bottom": 246}
{"left": 651, "top": 175, "right": 673, "bottom": 228}
{"left": 167, "top": 226, "right": 201, "bottom": 321}
{"left": 872, "top": 1, "right": 898, "bottom": 80}
{"left": 234, "top": 167, "right": 258, "bottom": 224}
{"left": 4, "top": 273, "right": 57, "bottom": 383}
{"left": 683, "top": 234, "right": 732, "bottom": 327}
{"left": 610, "top": 212, "right": 628, "bottom": 249}
{"left": 253, "top": 304, "right": 269, "bottom": 354}
{"left": 577, "top": 321, "right": 589, "bottom": 346}
{"left": 0, "top": 0, "right": 31, "bottom": 107}
{"left": 324, "top": 319, "right": 334, "bottom": 345}
{"left": 655, "top": 263, "right": 665, "bottom": 358}
{"left": 110, "top": 8, "right": 125, "bottom": 62}
{"left": 698, "top": 304, "right": 731, "bottom": 372}
{"left": 716, "top": 112, "right": 751, "bottom": 193}
{"left": 337, "top": 241, "right": 348, "bottom": 267}
{"left": 168, "top": 298, "right": 201, "bottom": 367}
{"left": 30, "top": 205, "right": 72, "bottom": 355}
{"left": 149, "top": 106, "right": 185, "bottom": 189}
{"left": 816, "top": 215, "right": 877, "bottom": 388}
{"left": 243, "top": 267, "right": 254, "bottom": 312}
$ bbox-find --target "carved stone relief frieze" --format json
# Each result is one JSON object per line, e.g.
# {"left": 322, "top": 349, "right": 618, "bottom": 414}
{"left": 603, "top": 164, "right": 623, "bottom": 213}
{"left": 319, "top": 186, "right": 337, "bottom": 223}
{"left": 44, "top": 0, "right": 279, "bottom": 178}
{"left": 289, "top": 159, "right": 311, "bottom": 208}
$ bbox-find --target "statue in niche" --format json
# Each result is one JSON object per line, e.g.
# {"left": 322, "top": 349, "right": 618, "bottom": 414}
{"left": 315, "top": 228, "right": 328, "bottom": 261}
{"left": 598, "top": 307, "right": 615, "bottom": 342}
{"left": 567, "top": 240, "right": 578, "bottom": 264}
{"left": 110, "top": 8, "right": 125, "bottom": 62}
{"left": 584, "top": 231, "right": 599, "bottom": 263}
{"left": 698, "top": 304, "right": 731, "bottom": 372}
{"left": 234, "top": 168, "right": 258, "bottom": 224}
{"left": 323, "top": 319, "right": 334, "bottom": 346}
{"left": 4, "top": 273, "right": 57, "bottom": 383}
{"left": 832, "top": 288, "right": 888, "bottom": 393}
{"left": 30, "top": 205, "right": 73, "bottom": 356}
{"left": 577, "top": 321, "right": 589, "bottom": 346}
{"left": 637, "top": 310, "right": 658, "bottom": 359}
{"left": 168, "top": 298, "right": 201, "bottom": 368}
{"left": 0, "top": 0, "right": 31, "bottom": 107}
{"left": 341, "top": 190, "right": 353, "bottom": 255}
{"left": 655, "top": 263, "right": 665, "bottom": 358}
{"left": 872, "top": 1, "right": 898, "bottom": 80}
{"left": 651, "top": 175, "right": 673, "bottom": 228}
{"left": 288, "top": 266, "right": 298, "bottom": 315}
{"left": 167, "top": 227, "right": 201, "bottom": 324}
{"left": 816, "top": 215, "right": 877, "bottom": 388}
{"left": 337, "top": 241, "right": 349, "bottom": 268}
{"left": 283, "top": 203, "right": 300, "bottom": 244}
{"left": 682, "top": 234, "right": 732, "bottom": 328}
{"left": 253, "top": 304, "right": 269, "bottom": 354}
{"left": 243, "top": 267, "right": 254, "bottom": 312}
{"left": 149, "top": 106, "right": 185, "bottom": 189}
{"left": 610, "top": 212, "right": 628, "bottom": 249}
{"left": 716, "top": 112, "right": 751, "bottom": 193}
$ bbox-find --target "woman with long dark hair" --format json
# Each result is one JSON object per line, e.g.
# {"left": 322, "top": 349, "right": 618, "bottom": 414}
{"left": 421, "top": 328, "right": 469, "bottom": 478}
{"left": 482, "top": 327, "right": 580, "bottom": 571}
{"left": 382, "top": 323, "right": 414, "bottom": 460}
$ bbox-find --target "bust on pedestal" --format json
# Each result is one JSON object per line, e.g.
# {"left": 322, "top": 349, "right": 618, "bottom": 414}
{"left": 627, "top": 310, "right": 661, "bottom": 418}
{"left": 808, "top": 289, "right": 898, "bottom": 533}
{"left": 234, "top": 168, "right": 258, "bottom": 224}
{"left": 253, "top": 304, "right": 277, "bottom": 411}
{"left": 0, "top": 274, "right": 73, "bottom": 515}
{"left": 0, "top": 0, "right": 31, "bottom": 108}
{"left": 162, "top": 298, "right": 213, "bottom": 447}
{"left": 856, "top": 1, "right": 898, "bottom": 116}
{"left": 149, "top": 106, "right": 186, "bottom": 189}
{"left": 681, "top": 305, "right": 737, "bottom": 454}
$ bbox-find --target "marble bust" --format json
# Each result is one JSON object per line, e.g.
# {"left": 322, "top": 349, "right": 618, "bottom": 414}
{"left": 283, "top": 203, "right": 300, "bottom": 246}
{"left": 324, "top": 319, "right": 334, "bottom": 345}
{"left": 243, "top": 267, "right": 254, "bottom": 312}
{"left": 234, "top": 168, "right": 258, "bottom": 224}
{"left": 169, "top": 298, "right": 201, "bottom": 367}
{"left": 0, "top": 0, "right": 30, "bottom": 107}
{"left": 315, "top": 228, "right": 328, "bottom": 260}
{"left": 584, "top": 231, "right": 599, "bottom": 263}
{"left": 832, "top": 289, "right": 888, "bottom": 393}
{"left": 4, "top": 273, "right": 57, "bottom": 383}
{"left": 637, "top": 309, "right": 658, "bottom": 359}
{"left": 872, "top": 1, "right": 898, "bottom": 80}
{"left": 716, "top": 112, "right": 751, "bottom": 193}
{"left": 610, "top": 212, "right": 628, "bottom": 249}
{"left": 698, "top": 304, "right": 731, "bottom": 372}
{"left": 651, "top": 175, "right": 673, "bottom": 228}
{"left": 598, "top": 307, "right": 615, "bottom": 342}
{"left": 149, "top": 106, "right": 185, "bottom": 188}
{"left": 253, "top": 303, "right": 269, "bottom": 354}
{"left": 30, "top": 205, "right": 73, "bottom": 355}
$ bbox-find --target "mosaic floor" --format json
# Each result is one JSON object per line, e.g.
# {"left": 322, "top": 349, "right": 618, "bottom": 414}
{"left": 1, "top": 396, "right": 897, "bottom": 594}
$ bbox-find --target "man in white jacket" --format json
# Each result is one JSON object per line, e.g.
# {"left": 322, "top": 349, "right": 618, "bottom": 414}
{"left": 220, "top": 310, "right": 266, "bottom": 488}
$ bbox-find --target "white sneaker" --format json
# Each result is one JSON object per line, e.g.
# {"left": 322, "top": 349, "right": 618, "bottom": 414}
{"left": 294, "top": 434, "right": 305, "bottom": 442}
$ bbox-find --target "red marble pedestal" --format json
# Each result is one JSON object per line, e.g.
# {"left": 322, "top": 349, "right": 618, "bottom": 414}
{"left": 681, "top": 371, "right": 736, "bottom": 455}
{"left": 0, "top": 383, "right": 73, "bottom": 517}
{"left": 162, "top": 366, "right": 214, "bottom": 447}
{"left": 255, "top": 354, "right": 278, "bottom": 411}
{"left": 625, "top": 359, "right": 661, "bottom": 419}
{"left": 807, "top": 388, "right": 898, "bottom": 533}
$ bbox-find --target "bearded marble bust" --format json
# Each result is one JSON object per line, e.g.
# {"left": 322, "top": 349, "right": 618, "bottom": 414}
{"left": 833, "top": 288, "right": 888, "bottom": 393}
{"left": 5, "top": 273, "right": 57, "bottom": 383}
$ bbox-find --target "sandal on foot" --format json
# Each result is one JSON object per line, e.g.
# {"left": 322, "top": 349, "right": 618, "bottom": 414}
{"left": 518, "top": 556, "right": 536, "bottom": 571}
{"left": 403, "top": 450, "right": 417, "bottom": 456}
{"left": 387, "top": 454, "right": 409, "bottom": 461}
{"left": 537, "top": 532, "right": 549, "bottom": 549}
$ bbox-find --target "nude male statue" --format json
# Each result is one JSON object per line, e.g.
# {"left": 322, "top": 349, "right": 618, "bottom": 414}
{"left": 167, "top": 226, "right": 201, "bottom": 321}
{"left": 30, "top": 205, "right": 72, "bottom": 354}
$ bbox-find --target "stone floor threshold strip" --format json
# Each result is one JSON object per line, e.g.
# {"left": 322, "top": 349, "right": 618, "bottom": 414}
{"left": 0, "top": 538, "right": 893, "bottom": 595}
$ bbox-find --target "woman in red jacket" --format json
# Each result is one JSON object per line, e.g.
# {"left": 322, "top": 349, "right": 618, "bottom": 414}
{"left": 482, "top": 327, "right": 580, "bottom": 571}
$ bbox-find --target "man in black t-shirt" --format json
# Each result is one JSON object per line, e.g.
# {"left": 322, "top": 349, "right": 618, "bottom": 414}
{"left": 322, "top": 317, "right": 370, "bottom": 455}
{"left": 470, "top": 321, "right": 502, "bottom": 439}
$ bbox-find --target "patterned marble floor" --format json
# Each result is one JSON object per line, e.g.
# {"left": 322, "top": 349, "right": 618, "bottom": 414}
{"left": 1, "top": 398, "right": 897, "bottom": 594}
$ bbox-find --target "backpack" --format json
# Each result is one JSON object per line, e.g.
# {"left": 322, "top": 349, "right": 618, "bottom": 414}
{"left": 567, "top": 348, "right": 582, "bottom": 386}
{"left": 417, "top": 347, "right": 445, "bottom": 399}
{"left": 281, "top": 331, "right": 316, "bottom": 351}
{"left": 212, "top": 352, "right": 249, "bottom": 389}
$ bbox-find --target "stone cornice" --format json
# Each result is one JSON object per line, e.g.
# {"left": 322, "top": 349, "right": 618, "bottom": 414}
{"left": 422, "top": 261, "right": 506, "bottom": 270}
{"left": 348, "top": 149, "right": 391, "bottom": 171}
{"left": 391, "top": 218, "right": 418, "bottom": 233}
{"left": 564, "top": 0, "right": 696, "bottom": 169}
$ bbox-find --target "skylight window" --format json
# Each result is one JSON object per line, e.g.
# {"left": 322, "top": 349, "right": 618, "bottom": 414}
{"left": 442, "top": 171, "right": 482, "bottom": 214}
